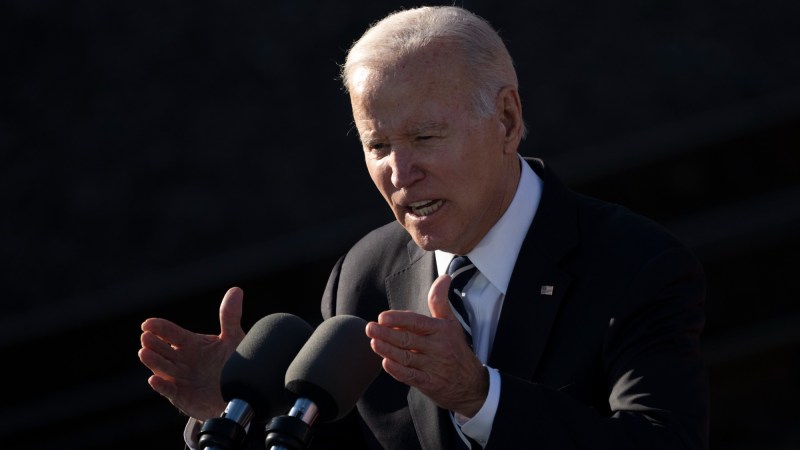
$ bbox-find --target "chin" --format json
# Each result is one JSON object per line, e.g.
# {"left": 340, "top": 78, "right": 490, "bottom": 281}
{"left": 408, "top": 232, "right": 436, "bottom": 251}
{"left": 409, "top": 232, "right": 452, "bottom": 252}
{"left": 402, "top": 221, "right": 456, "bottom": 252}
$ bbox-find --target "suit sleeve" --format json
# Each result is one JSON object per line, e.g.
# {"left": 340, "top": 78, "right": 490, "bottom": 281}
{"left": 488, "top": 246, "right": 709, "bottom": 450}
{"left": 320, "top": 255, "right": 345, "bottom": 321}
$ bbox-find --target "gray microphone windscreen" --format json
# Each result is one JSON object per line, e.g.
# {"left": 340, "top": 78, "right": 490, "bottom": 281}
{"left": 284, "top": 315, "right": 382, "bottom": 423}
{"left": 221, "top": 313, "right": 314, "bottom": 418}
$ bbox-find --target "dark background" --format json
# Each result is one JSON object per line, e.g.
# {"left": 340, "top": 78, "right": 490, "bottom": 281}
{"left": 1, "top": 1, "right": 799, "bottom": 449}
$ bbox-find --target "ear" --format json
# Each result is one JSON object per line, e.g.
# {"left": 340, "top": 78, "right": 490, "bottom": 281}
{"left": 495, "top": 86, "right": 524, "bottom": 153}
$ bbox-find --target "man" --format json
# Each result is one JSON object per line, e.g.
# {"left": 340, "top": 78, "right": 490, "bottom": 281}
{"left": 139, "top": 6, "right": 709, "bottom": 449}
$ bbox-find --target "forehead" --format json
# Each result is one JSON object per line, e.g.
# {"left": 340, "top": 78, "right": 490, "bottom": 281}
{"left": 350, "top": 50, "right": 474, "bottom": 136}
{"left": 351, "top": 86, "right": 462, "bottom": 140}
{"left": 349, "top": 42, "right": 468, "bottom": 94}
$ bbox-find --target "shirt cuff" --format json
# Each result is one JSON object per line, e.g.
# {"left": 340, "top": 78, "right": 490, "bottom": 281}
{"left": 184, "top": 417, "right": 202, "bottom": 450}
{"left": 455, "top": 365, "right": 501, "bottom": 447}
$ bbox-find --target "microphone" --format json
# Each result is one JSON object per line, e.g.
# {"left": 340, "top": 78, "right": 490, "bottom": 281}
{"left": 264, "top": 315, "right": 382, "bottom": 450}
{"left": 198, "top": 313, "right": 314, "bottom": 450}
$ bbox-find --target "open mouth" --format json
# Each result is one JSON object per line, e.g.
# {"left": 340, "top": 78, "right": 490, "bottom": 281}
{"left": 408, "top": 199, "right": 444, "bottom": 216}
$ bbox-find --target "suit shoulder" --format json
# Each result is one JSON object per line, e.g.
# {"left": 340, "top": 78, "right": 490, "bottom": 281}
{"left": 575, "top": 193, "right": 695, "bottom": 261}
{"left": 326, "top": 221, "right": 418, "bottom": 319}
{"left": 338, "top": 220, "right": 418, "bottom": 285}
{"left": 347, "top": 220, "right": 412, "bottom": 262}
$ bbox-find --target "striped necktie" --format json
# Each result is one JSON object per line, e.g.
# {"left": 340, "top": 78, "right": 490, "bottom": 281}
{"left": 447, "top": 255, "right": 478, "bottom": 348}
{"left": 446, "top": 255, "right": 481, "bottom": 449}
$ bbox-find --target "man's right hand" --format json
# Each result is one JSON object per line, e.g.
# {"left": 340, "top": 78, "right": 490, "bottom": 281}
{"left": 138, "top": 286, "right": 247, "bottom": 420}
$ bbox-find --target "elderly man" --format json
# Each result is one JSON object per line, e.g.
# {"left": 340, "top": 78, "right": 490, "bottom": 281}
{"left": 139, "top": 6, "right": 708, "bottom": 450}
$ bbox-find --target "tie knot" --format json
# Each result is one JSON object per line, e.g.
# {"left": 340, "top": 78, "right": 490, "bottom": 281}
{"left": 447, "top": 255, "right": 474, "bottom": 277}
{"left": 447, "top": 256, "right": 477, "bottom": 293}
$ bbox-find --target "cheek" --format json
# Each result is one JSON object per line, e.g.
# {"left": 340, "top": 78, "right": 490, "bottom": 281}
{"left": 365, "top": 160, "right": 393, "bottom": 199}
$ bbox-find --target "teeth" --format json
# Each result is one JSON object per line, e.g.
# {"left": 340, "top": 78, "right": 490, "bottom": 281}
{"left": 409, "top": 199, "right": 443, "bottom": 216}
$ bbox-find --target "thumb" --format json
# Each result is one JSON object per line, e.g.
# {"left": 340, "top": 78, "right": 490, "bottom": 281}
{"left": 219, "top": 286, "right": 245, "bottom": 340}
{"left": 428, "top": 274, "right": 455, "bottom": 320}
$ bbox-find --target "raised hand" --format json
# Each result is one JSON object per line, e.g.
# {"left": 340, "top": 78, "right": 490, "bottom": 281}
{"left": 365, "top": 274, "right": 489, "bottom": 417}
{"left": 138, "top": 287, "right": 247, "bottom": 420}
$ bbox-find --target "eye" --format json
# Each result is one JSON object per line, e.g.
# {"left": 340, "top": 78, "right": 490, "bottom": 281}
{"left": 365, "top": 141, "right": 390, "bottom": 158}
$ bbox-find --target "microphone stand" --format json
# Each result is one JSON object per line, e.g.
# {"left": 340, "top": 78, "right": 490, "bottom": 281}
{"left": 197, "top": 400, "right": 254, "bottom": 450}
{"left": 264, "top": 398, "right": 319, "bottom": 450}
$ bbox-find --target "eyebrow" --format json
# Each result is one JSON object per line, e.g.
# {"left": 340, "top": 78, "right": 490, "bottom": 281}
{"left": 357, "top": 121, "right": 448, "bottom": 146}
{"left": 358, "top": 131, "right": 379, "bottom": 146}
{"left": 408, "top": 122, "right": 447, "bottom": 135}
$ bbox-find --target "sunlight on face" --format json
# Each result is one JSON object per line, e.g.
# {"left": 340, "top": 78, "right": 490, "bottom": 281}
{"left": 349, "top": 44, "right": 520, "bottom": 254}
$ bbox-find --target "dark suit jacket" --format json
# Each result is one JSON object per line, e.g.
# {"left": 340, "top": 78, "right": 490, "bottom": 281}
{"left": 307, "top": 159, "right": 708, "bottom": 449}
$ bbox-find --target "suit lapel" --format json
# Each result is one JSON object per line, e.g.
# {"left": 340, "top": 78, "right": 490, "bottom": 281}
{"left": 407, "top": 388, "right": 451, "bottom": 450}
{"left": 489, "top": 159, "right": 577, "bottom": 380}
{"left": 385, "top": 242, "right": 451, "bottom": 450}
{"left": 385, "top": 240, "right": 435, "bottom": 314}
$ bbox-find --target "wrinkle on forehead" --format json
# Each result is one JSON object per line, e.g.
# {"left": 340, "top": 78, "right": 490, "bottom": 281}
{"left": 349, "top": 42, "right": 465, "bottom": 95}
{"left": 356, "top": 120, "right": 449, "bottom": 146}
{"left": 350, "top": 44, "right": 473, "bottom": 143}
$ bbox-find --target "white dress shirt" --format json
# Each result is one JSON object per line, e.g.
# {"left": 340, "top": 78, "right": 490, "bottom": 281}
{"left": 434, "top": 155, "right": 542, "bottom": 446}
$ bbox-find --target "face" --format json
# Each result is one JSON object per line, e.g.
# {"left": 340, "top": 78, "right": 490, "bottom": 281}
{"left": 349, "top": 44, "right": 522, "bottom": 254}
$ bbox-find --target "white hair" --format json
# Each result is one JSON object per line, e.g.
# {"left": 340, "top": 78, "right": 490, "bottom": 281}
{"left": 341, "top": 6, "right": 525, "bottom": 135}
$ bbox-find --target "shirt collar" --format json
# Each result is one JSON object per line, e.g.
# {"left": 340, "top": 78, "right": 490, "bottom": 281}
{"left": 436, "top": 155, "right": 542, "bottom": 294}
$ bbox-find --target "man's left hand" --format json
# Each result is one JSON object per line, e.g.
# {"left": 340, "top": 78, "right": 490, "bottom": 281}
{"left": 365, "top": 274, "right": 489, "bottom": 417}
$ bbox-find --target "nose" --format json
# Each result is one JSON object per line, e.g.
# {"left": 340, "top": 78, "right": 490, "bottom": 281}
{"left": 389, "top": 148, "right": 424, "bottom": 189}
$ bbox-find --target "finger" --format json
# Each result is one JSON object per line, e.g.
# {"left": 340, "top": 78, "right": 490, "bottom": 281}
{"left": 372, "top": 339, "right": 442, "bottom": 378}
{"left": 366, "top": 321, "right": 417, "bottom": 349}
{"left": 381, "top": 356, "right": 430, "bottom": 386}
{"left": 375, "top": 310, "right": 437, "bottom": 335}
{"left": 138, "top": 346, "right": 175, "bottom": 380}
{"left": 369, "top": 332, "right": 418, "bottom": 364}
{"left": 141, "top": 329, "right": 176, "bottom": 355}
{"left": 428, "top": 274, "right": 454, "bottom": 320}
{"left": 147, "top": 374, "right": 177, "bottom": 399}
{"left": 219, "top": 287, "right": 244, "bottom": 339}
{"left": 140, "top": 318, "right": 192, "bottom": 348}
